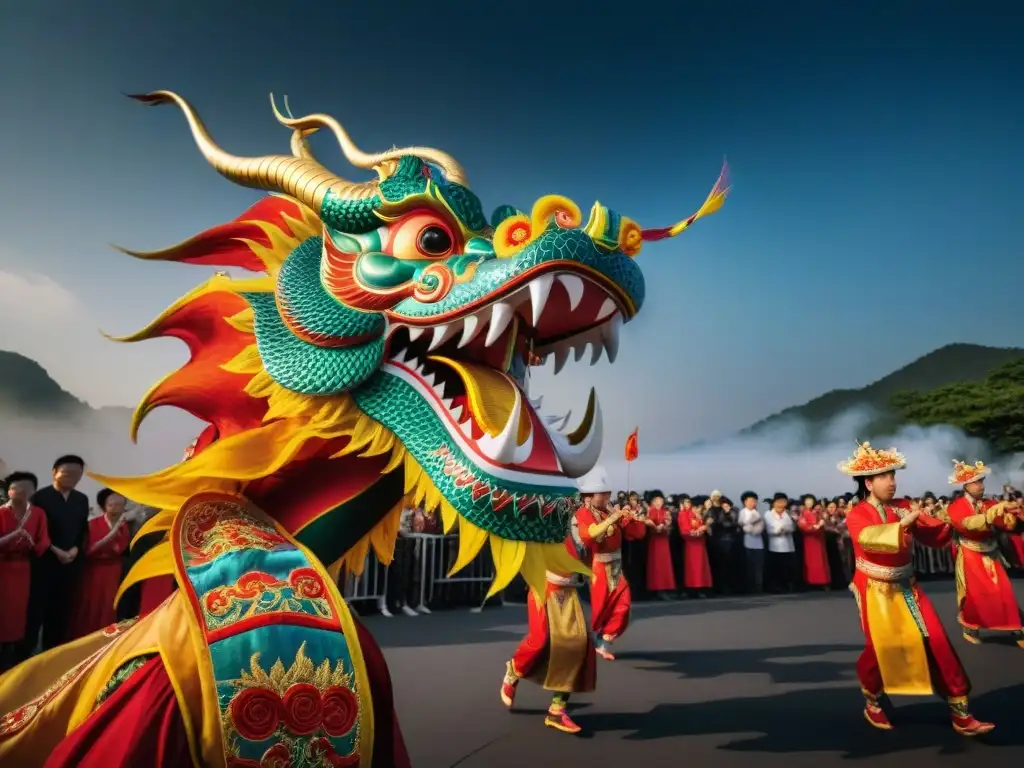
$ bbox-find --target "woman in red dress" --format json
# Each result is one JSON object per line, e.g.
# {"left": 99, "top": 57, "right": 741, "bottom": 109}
{"left": 677, "top": 494, "right": 712, "bottom": 597}
{"left": 68, "top": 489, "right": 130, "bottom": 639}
{"left": 797, "top": 495, "right": 831, "bottom": 589}
{"left": 645, "top": 490, "right": 676, "bottom": 599}
{"left": 0, "top": 472, "right": 50, "bottom": 671}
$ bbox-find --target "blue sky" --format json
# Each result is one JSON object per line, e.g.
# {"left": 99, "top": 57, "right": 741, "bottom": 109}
{"left": 1, "top": 0, "right": 1023, "bottom": 455}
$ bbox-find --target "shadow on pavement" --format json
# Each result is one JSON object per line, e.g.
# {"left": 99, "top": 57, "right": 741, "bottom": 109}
{"left": 573, "top": 682, "right": 1024, "bottom": 757}
{"left": 615, "top": 643, "right": 863, "bottom": 685}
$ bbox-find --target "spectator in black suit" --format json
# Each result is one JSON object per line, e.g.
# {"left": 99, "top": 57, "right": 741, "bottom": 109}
{"left": 23, "top": 455, "right": 90, "bottom": 655}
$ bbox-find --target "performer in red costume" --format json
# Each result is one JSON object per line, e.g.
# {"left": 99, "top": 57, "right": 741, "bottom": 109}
{"left": 574, "top": 466, "right": 646, "bottom": 660}
{"left": 838, "top": 442, "right": 994, "bottom": 736}
{"left": 500, "top": 538, "right": 595, "bottom": 734}
{"left": 944, "top": 459, "right": 1024, "bottom": 646}
{"left": 0, "top": 472, "right": 50, "bottom": 672}
{"left": 67, "top": 489, "right": 131, "bottom": 639}
{"left": 797, "top": 495, "right": 830, "bottom": 589}
{"left": 645, "top": 490, "right": 677, "bottom": 599}
{"left": 678, "top": 495, "right": 712, "bottom": 597}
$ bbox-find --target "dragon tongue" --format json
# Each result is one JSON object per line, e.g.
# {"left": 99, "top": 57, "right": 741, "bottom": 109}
{"left": 428, "top": 356, "right": 531, "bottom": 442}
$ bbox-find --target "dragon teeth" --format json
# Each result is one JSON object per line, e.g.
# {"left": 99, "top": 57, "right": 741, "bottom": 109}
{"left": 528, "top": 274, "right": 555, "bottom": 326}
{"left": 556, "top": 274, "right": 585, "bottom": 312}
{"left": 484, "top": 301, "right": 515, "bottom": 346}
{"left": 600, "top": 313, "right": 621, "bottom": 364}
{"left": 457, "top": 314, "right": 483, "bottom": 348}
{"left": 595, "top": 297, "right": 617, "bottom": 321}
{"left": 428, "top": 323, "right": 459, "bottom": 350}
{"left": 407, "top": 326, "right": 426, "bottom": 342}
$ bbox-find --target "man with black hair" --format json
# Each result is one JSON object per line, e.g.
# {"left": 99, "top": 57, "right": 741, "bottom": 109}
{"left": 24, "top": 454, "right": 90, "bottom": 652}
{"left": 737, "top": 492, "right": 765, "bottom": 593}
{"left": 765, "top": 492, "right": 796, "bottom": 593}
{"left": 839, "top": 442, "right": 993, "bottom": 736}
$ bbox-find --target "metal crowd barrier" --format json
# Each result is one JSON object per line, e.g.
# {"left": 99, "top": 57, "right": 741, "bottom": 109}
{"left": 340, "top": 532, "right": 499, "bottom": 612}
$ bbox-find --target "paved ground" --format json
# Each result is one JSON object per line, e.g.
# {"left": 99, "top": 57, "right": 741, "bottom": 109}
{"left": 361, "top": 580, "right": 1024, "bottom": 768}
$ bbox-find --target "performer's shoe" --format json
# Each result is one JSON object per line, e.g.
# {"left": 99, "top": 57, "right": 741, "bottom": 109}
{"left": 951, "top": 713, "right": 995, "bottom": 736}
{"left": 500, "top": 662, "right": 518, "bottom": 708}
{"left": 1013, "top": 632, "right": 1024, "bottom": 649}
{"left": 863, "top": 704, "right": 893, "bottom": 730}
{"left": 962, "top": 630, "right": 982, "bottom": 645}
{"left": 545, "top": 709, "right": 582, "bottom": 734}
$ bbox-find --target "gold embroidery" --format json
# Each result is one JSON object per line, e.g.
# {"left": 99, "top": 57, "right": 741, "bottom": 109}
{"left": 182, "top": 499, "right": 285, "bottom": 568}
{"left": 201, "top": 567, "right": 334, "bottom": 630}
{"left": 855, "top": 558, "right": 913, "bottom": 582}
{"left": 857, "top": 523, "right": 903, "bottom": 554}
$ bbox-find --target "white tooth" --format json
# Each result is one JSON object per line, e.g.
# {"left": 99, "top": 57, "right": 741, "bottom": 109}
{"left": 460, "top": 418, "right": 474, "bottom": 436}
{"left": 553, "top": 345, "right": 570, "bottom": 375}
{"left": 557, "top": 274, "right": 585, "bottom": 312}
{"left": 595, "top": 297, "right": 617, "bottom": 321}
{"left": 433, "top": 382, "right": 447, "bottom": 400}
{"left": 484, "top": 301, "right": 515, "bottom": 346}
{"left": 529, "top": 274, "right": 555, "bottom": 326}
{"left": 422, "top": 372, "right": 436, "bottom": 387}
{"left": 457, "top": 313, "right": 484, "bottom": 348}
{"left": 529, "top": 396, "right": 543, "bottom": 410}
{"left": 476, "top": 388, "right": 523, "bottom": 465}
{"left": 572, "top": 341, "right": 588, "bottom": 363}
{"left": 590, "top": 337, "right": 605, "bottom": 366}
{"left": 407, "top": 327, "right": 426, "bottom": 342}
{"left": 399, "top": 348, "right": 415, "bottom": 364}
{"left": 452, "top": 404, "right": 465, "bottom": 421}
{"left": 428, "top": 322, "right": 461, "bottom": 351}
{"left": 600, "top": 313, "right": 622, "bottom": 364}
{"left": 546, "top": 390, "right": 603, "bottom": 478}
{"left": 442, "top": 397, "right": 454, "bottom": 410}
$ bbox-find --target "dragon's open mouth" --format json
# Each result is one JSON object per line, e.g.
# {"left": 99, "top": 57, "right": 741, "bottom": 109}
{"left": 383, "top": 268, "right": 621, "bottom": 482}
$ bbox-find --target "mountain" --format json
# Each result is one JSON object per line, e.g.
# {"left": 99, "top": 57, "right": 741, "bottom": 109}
{"left": 0, "top": 350, "right": 131, "bottom": 422}
{"left": 741, "top": 343, "right": 1024, "bottom": 438}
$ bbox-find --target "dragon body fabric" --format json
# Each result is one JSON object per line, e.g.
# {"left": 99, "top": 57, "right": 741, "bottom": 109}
{"left": 0, "top": 92, "right": 728, "bottom": 767}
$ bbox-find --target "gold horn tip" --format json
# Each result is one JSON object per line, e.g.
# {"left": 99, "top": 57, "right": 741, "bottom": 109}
{"left": 125, "top": 91, "right": 173, "bottom": 106}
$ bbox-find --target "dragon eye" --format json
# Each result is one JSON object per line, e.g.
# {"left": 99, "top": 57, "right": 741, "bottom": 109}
{"left": 417, "top": 225, "right": 453, "bottom": 257}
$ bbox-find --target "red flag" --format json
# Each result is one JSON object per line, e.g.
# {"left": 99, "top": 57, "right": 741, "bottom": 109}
{"left": 624, "top": 427, "right": 639, "bottom": 463}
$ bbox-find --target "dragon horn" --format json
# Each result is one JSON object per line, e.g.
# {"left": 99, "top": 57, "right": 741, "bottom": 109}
{"left": 128, "top": 91, "right": 378, "bottom": 211}
{"left": 275, "top": 94, "right": 318, "bottom": 160}
{"left": 270, "top": 105, "right": 469, "bottom": 187}
{"left": 640, "top": 160, "right": 731, "bottom": 243}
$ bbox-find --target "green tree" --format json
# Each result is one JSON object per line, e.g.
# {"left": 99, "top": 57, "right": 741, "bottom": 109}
{"left": 890, "top": 358, "right": 1024, "bottom": 453}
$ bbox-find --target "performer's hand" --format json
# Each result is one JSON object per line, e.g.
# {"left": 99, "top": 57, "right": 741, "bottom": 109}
{"left": 899, "top": 509, "right": 921, "bottom": 527}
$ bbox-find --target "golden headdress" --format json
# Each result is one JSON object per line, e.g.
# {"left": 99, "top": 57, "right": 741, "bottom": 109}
{"left": 836, "top": 442, "right": 906, "bottom": 477}
{"left": 948, "top": 459, "right": 990, "bottom": 486}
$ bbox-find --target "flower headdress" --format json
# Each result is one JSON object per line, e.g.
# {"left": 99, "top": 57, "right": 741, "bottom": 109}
{"left": 836, "top": 442, "right": 906, "bottom": 477}
{"left": 948, "top": 459, "right": 990, "bottom": 486}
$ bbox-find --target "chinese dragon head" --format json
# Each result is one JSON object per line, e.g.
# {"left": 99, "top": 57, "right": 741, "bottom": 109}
{"left": 96, "top": 91, "right": 728, "bottom": 599}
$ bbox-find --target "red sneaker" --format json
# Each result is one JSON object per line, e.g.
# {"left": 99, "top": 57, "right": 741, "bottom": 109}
{"left": 500, "top": 679, "right": 517, "bottom": 707}
{"left": 863, "top": 704, "right": 893, "bottom": 730}
{"left": 596, "top": 646, "right": 616, "bottom": 661}
{"left": 545, "top": 709, "right": 582, "bottom": 734}
{"left": 952, "top": 713, "right": 995, "bottom": 736}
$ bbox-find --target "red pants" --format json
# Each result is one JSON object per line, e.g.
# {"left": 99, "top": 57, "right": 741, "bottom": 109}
{"left": 590, "top": 560, "right": 631, "bottom": 641}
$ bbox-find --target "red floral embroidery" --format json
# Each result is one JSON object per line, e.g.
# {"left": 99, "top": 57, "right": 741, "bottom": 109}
{"left": 281, "top": 683, "right": 323, "bottom": 736}
{"left": 290, "top": 567, "right": 327, "bottom": 599}
{"left": 321, "top": 685, "right": 359, "bottom": 737}
{"left": 307, "top": 737, "right": 360, "bottom": 767}
{"left": 260, "top": 743, "right": 292, "bottom": 768}
{"left": 230, "top": 687, "right": 283, "bottom": 741}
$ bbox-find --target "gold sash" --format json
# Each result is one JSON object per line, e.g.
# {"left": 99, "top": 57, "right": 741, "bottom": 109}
{"left": 542, "top": 588, "right": 588, "bottom": 692}
{"left": 862, "top": 576, "right": 932, "bottom": 696}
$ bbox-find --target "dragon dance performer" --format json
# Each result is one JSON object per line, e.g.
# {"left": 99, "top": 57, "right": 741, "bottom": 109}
{"left": 500, "top": 534, "right": 596, "bottom": 734}
{"left": 839, "top": 443, "right": 994, "bottom": 736}
{"left": 574, "top": 467, "right": 647, "bottom": 660}
{"left": 0, "top": 90, "right": 727, "bottom": 767}
{"left": 944, "top": 460, "right": 1024, "bottom": 647}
